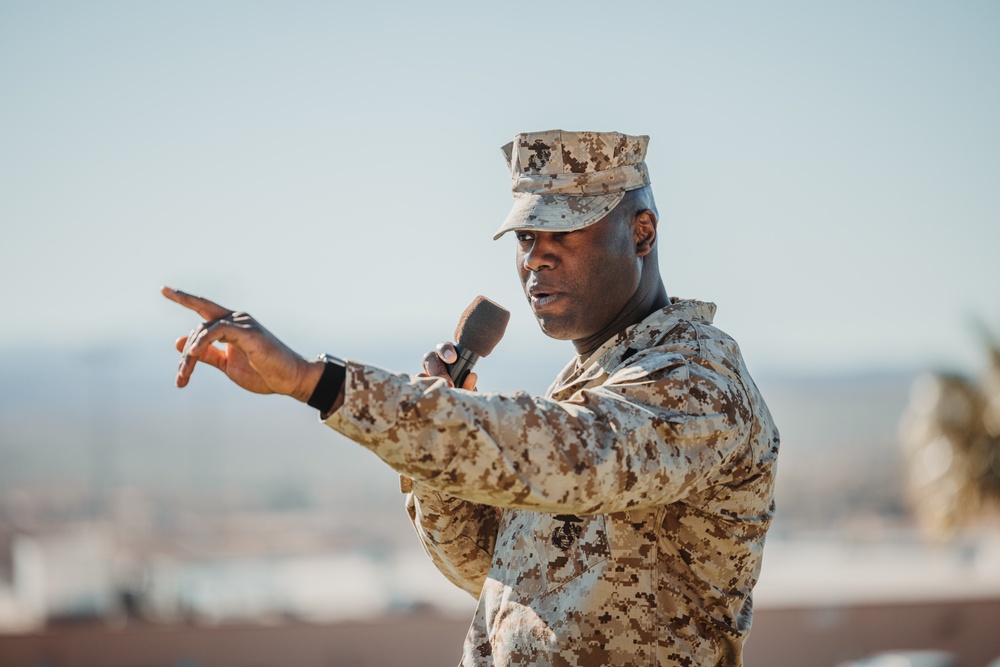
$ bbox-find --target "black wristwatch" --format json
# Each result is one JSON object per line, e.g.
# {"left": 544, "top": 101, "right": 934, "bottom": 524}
{"left": 307, "top": 353, "right": 347, "bottom": 415}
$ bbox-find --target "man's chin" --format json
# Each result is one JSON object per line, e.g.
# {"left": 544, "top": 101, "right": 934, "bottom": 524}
{"left": 533, "top": 316, "right": 577, "bottom": 341}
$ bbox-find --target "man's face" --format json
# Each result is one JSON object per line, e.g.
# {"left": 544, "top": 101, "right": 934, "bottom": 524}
{"left": 515, "top": 213, "right": 641, "bottom": 343}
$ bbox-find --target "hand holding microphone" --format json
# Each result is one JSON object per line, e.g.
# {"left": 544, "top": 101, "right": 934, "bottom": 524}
{"left": 421, "top": 296, "right": 510, "bottom": 390}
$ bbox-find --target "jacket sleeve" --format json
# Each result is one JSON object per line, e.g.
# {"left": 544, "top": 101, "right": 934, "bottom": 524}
{"left": 325, "top": 355, "right": 752, "bottom": 515}
{"left": 404, "top": 478, "right": 500, "bottom": 598}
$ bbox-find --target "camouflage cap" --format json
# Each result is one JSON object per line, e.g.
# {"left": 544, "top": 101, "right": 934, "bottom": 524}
{"left": 494, "top": 130, "right": 650, "bottom": 240}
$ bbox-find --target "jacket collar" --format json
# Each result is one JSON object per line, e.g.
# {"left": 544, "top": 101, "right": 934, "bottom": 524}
{"left": 548, "top": 298, "right": 717, "bottom": 399}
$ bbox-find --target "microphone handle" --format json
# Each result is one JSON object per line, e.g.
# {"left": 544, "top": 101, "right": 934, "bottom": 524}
{"left": 446, "top": 344, "right": 480, "bottom": 388}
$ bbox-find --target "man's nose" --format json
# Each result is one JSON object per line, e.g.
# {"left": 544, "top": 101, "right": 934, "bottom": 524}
{"left": 522, "top": 237, "right": 557, "bottom": 272}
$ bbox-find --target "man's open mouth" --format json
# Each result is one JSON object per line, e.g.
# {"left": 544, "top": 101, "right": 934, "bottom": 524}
{"left": 530, "top": 292, "right": 561, "bottom": 307}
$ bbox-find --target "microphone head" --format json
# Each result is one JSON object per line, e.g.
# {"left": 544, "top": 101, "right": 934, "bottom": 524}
{"left": 454, "top": 296, "right": 510, "bottom": 357}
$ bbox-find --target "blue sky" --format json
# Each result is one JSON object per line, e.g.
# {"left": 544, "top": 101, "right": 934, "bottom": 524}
{"left": 2, "top": 1, "right": 998, "bottom": 384}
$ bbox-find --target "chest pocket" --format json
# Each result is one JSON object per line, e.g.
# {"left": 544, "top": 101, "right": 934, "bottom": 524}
{"left": 493, "top": 510, "right": 611, "bottom": 597}
{"left": 541, "top": 513, "right": 610, "bottom": 594}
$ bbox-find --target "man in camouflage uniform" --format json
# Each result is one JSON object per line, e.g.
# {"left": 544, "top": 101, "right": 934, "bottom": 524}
{"left": 165, "top": 129, "right": 779, "bottom": 666}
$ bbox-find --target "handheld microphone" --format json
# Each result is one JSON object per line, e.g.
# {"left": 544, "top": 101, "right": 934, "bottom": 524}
{"left": 447, "top": 296, "right": 510, "bottom": 388}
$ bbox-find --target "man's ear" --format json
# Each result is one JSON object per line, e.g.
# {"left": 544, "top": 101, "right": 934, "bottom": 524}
{"left": 633, "top": 210, "right": 658, "bottom": 258}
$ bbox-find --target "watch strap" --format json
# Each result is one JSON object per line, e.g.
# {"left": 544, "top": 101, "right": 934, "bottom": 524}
{"left": 307, "top": 354, "right": 346, "bottom": 414}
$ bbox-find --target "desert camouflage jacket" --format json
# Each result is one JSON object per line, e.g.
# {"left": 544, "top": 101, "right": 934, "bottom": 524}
{"left": 325, "top": 299, "right": 779, "bottom": 666}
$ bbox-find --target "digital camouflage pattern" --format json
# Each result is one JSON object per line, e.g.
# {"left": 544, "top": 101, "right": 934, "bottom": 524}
{"left": 494, "top": 130, "right": 651, "bottom": 240}
{"left": 326, "top": 299, "right": 779, "bottom": 666}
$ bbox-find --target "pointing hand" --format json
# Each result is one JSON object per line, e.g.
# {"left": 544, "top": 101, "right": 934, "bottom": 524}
{"left": 162, "top": 286, "right": 323, "bottom": 402}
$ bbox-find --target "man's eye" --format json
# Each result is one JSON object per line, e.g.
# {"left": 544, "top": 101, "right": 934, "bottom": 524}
{"left": 515, "top": 232, "right": 534, "bottom": 242}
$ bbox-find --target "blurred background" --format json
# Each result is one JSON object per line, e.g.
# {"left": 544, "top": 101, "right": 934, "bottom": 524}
{"left": 1, "top": 1, "right": 999, "bottom": 666}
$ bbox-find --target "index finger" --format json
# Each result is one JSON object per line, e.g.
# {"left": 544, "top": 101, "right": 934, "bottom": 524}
{"left": 161, "top": 286, "right": 233, "bottom": 320}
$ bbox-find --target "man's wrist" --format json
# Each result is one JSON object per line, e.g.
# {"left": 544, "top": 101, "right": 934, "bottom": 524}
{"left": 293, "top": 359, "right": 327, "bottom": 403}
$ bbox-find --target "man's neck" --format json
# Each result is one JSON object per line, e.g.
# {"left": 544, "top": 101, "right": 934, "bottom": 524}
{"left": 572, "top": 280, "right": 670, "bottom": 356}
